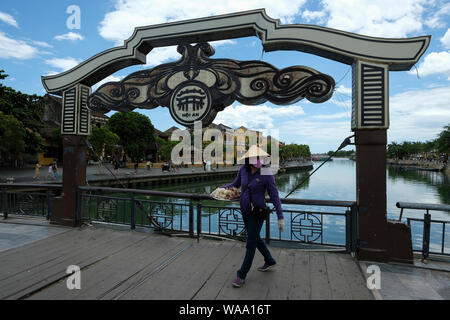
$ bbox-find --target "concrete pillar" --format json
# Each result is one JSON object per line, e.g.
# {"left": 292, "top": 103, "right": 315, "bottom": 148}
{"left": 355, "top": 129, "right": 389, "bottom": 262}
{"left": 51, "top": 135, "right": 87, "bottom": 226}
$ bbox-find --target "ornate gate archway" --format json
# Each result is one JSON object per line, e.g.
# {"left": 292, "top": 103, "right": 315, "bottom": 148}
{"left": 42, "top": 9, "right": 430, "bottom": 263}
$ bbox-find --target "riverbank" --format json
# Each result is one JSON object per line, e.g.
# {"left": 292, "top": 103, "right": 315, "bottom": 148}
{"left": 0, "top": 161, "right": 313, "bottom": 187}
{"left": 387, "top": 159, "right": 447, "bottom": 174}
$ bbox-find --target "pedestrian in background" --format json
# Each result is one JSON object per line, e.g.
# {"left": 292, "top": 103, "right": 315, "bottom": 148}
{"left": 47, "top": 164, "right": 53, "bottom": 180}
{"left": 33, "top": 162, "right": 41, "bottom": 180}
{"left": 113, "top": 158, "right": 120, "bottom": 175}
{"left": 51, "top": 161, "right": 58, "bottom": 180}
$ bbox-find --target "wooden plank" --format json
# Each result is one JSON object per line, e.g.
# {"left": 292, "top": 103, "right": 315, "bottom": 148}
{"left": 0, "top": 228, "right": 150, "bottom": 299}
{"left": 0, "top": 228, "right": 123, "bottom": 294}
{"left": 27, "top": 235, "right": 186, "bottom": 300}
{"left": 0, "top": 226, "right": 97, "bottom": 259}
{"left": 192, "top": 241, "right": 241, "bottom": 300}
{"left": 339, "top": 257, "right": 373, "bottom": 300}
{"left": 215, "top": 244, "right": 283, "bottom": 300}
{"left": 324, "top": 253, "right": 353, "bottom": 300}
{"left": 288, "top": 250, "right": 311, "bottom": 299}
{"left": 0, "top": 227, "right": 116, "bottom": 278}
{"left": 394, "top": 267, "right": 443, "bottom": 299}
{"left": 309, "top": 252, "right": 331, "bottom": 299}
{"left": 119, "top": 240, "right": 236, "bottom": 300}
{"left": 428, "top": 269, "right": 450, "bottom": 300}
{"left": 264, "top": 249, "right": 294, "bottom": 300}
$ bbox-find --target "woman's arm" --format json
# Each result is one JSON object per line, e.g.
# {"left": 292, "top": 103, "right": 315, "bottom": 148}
{"left": 266, "top": 174, "right": 283, "bottom": 220}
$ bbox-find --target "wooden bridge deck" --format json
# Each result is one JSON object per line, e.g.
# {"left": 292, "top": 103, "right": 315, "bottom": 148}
{"left": 0, "top": 224, "right": 373, "bottom": 300}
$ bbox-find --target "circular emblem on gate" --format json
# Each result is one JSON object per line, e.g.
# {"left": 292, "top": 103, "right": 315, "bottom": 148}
{"left": 169, "top": 82, "right": 212, "bottom": 126}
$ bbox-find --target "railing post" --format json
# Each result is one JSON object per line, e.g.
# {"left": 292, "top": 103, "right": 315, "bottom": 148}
{"left": 352, "top": 203, "right": 359, "bottom": 254}
{"left": 422, "top": 211, "right": 431, "bottom": 260}
{"left": 197, "top": 202, "right": 202, "bottom": 242}
{"left": 46, "top": 190, "right": 52, "bottom": 220}
{"left": 2, "top": 190, "right": 8, "bottom": 219}
{"left": 131, "top": 194, "right": 136, "bottom": 230}
{"left": 265, "top": 212, "right": 270, "bottom": 244}
{"left": 189, "top": 201, "right": 194, "bottom": 237}
{"left": 75, "top": 189, "right": 82, "bottom": 224}
{"left": 346, "top": 204, "right": 358, "bottom": 254}
{"left": 345, "top": 208, "right": 351, "bottom": 253}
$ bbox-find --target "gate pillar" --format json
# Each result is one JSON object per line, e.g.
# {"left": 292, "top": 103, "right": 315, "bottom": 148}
{"left": 50, "top": 84, "right": 91, "bottom": 226}
{"left": 352, "top": 60, "right": 413, "bottom": 263}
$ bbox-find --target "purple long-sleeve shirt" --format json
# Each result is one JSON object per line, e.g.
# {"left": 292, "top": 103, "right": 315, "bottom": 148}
{"left": 222, "top": 165, "right": 284, "bottom": 220}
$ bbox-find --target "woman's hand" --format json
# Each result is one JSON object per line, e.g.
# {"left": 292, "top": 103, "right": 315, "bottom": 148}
{"left": 278, "top": 219, "right": 285, "bottom": 232}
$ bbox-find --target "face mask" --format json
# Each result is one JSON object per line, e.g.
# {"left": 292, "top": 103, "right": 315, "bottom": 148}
{"left": 253, "top": 159, "right": 263, "bottom": 169}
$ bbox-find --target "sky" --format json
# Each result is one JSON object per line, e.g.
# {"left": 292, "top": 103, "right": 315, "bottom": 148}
{"left": 0, "top": 0, "right": 449, "bottom": 153}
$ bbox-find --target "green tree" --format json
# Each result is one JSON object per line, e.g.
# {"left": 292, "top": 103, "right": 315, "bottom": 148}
{"left": 279, "top": 143, "right": 311, "bottom": 160}
{"left": 159, "top": 140, "right": 180, "bottom": 161}
{"left": 435, "top": 124, "right": 450, "bottom": 154}
{"left": 88, "top": 126, "right": 120, "bottom": 160}
{"left": 106, "top": 112, "right": 155, "bottom": 161}
{"left": 0, "top": 70, "right": 44, "bottom": 160}
{"left": 0, "top": 111, "right": 26, "bottom": 162}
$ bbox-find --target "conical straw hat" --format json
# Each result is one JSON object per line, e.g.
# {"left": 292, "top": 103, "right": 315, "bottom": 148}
{"left": 238, "top": 145, "right": 270, "bottom": 161}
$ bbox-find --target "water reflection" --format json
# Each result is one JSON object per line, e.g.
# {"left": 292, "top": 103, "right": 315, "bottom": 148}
{"left": 387, "top": 166, "right": 450, "bottom": 206}
{"left": 145, "top": 160, "right": 449, "bottom": 220}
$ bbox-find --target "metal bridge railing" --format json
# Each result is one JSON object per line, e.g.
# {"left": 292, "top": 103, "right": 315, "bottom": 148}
{"left": 0, "top": 183, "right": 358, "bottom": 253}
{"left": 78, "top": 186, "right": 359, "bottom": 253}
{"left": 0, "top": 183, "right": 61, "bottom": 220}
{"left": 397, "top": 202, "right": 450, "bottom": 259}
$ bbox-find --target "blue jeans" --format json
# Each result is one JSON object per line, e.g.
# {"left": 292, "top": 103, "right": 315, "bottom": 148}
{"left": 237, "top": 213, "right": 276, "bottom": 279}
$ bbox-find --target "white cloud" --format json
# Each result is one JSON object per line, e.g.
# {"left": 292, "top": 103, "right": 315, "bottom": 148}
{"left": 440, "top": 28, "right": 450, "bottom": 49}
{"left": 301, "top": 10, "right": 326, "bottom": 23}
{"left": 54, "top": 32, "right": 85, "bottom": 41}
{"left": 93, "top": 75, "right": 122, "bottom": 91}
{"left": 214, "top": 104, "right": 305, "bottom": 130}
{"left": 144, "top": 40, "right": 237, "bottom": 67}
{"left": 32, "top": 40, "right": 53, "bottom": 48}
{"left": 410, "top": 50, "right": 450, "bottom": 80}
{"left": 281, "top": 119, "right": 351, "bottom": 145}
{"left": 0, "top": 11, "right": 18, "bottom": 28}
{"left": 335, "top": 85, "right": 352, "bottom": 95}
{"left": 0, "top": 32, "right": 38, "bottom": 59}
{"left": 45, "top": 57, "right": 81, "bottom": 72}
{"left": 424, "top": 2, "right": 450, "bottom": 29}
{"left": 98, "top": 0, "right": 307, "bottom": 45}
{"left": 389, "top": 86, "right": 450, "bottom": 142}
{"left": 322, "top": 0, "right": 427, "bottom": 37}
{"left": 312, "top": 112, "right": 349, "bottom": 119}
{"left": 145, "top": 46, "right": 180, "bottom": 67}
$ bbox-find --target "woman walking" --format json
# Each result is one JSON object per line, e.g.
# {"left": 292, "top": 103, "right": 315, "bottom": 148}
{"left": 221, "top": 145, "right": 285, "bottom": 288}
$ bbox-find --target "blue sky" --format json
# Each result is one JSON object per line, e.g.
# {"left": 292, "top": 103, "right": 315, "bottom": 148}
{"left": 0, "top": 0, "right": 449, "bottom": 153}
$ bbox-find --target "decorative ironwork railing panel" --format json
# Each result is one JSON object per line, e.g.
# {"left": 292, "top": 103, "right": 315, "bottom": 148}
{"left": 397, "top": 202, "right": 450, "bottom": 259}
{"left": 0, "top": 184, "right": 357, "bottom": 252}
{"left": 2, "top": 192, "right": 49, "bottom": 217}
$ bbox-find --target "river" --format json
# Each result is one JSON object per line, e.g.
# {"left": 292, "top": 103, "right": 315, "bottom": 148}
{"left": 139, "top": 158, "right": 449, "bottom": 253}
{"left": 149, "top": 158, "right": 449, "bottom": 218}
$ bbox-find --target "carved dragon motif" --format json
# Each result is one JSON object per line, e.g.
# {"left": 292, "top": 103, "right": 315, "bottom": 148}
{"left": 87, "top": 42, "right": 335, "bottom": 127}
